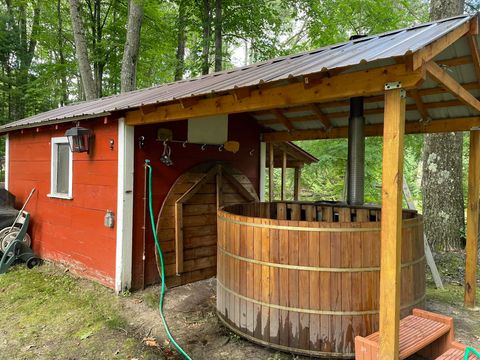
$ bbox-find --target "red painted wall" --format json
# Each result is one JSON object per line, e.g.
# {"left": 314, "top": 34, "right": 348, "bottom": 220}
{"left": 8, "top": 118, "right": 118, "bottom": 287}
{"left": 132, "top": 114, "right": 261, "bottom": 289}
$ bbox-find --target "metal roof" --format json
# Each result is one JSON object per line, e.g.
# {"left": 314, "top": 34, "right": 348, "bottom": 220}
{"left": 0, "top": 14, "right": 475, "bottom": 133}
{"left": 267, "top": 142, "right": 318, "bottom": 168}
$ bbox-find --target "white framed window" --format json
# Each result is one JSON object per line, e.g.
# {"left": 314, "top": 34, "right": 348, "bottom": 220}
{"left": 48, "top": 137, "right": 73, "bottom": 199}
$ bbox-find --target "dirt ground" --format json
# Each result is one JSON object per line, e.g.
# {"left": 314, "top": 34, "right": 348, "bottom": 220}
{"left": 122, "top": 277, "right": 480, "bottom": 360}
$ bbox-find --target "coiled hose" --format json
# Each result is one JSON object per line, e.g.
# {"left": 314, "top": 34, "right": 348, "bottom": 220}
{"left": 145, "top": 160, "right": 192, "bottom": 360}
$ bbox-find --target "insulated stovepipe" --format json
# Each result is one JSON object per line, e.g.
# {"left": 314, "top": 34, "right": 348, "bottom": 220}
{"left": 347, "top": 96, "right": 365, "bottom": 206}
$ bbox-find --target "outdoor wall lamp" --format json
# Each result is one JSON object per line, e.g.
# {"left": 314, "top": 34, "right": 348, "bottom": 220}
{"left": 65, "top": 126, "right": 93, "bottom": 153}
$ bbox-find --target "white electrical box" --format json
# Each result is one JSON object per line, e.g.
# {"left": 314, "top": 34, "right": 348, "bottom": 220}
{"left": 187, "top": 115, "right": 228, "bottom": 144}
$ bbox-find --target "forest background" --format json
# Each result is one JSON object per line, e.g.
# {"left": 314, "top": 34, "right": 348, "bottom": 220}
{"left": 0, "top": 0, "right": 478, "bottom": 251}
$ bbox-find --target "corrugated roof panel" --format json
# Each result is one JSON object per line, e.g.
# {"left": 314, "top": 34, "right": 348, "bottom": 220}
{"left": 0, "top": 14, "right": 476, "bottom": 132}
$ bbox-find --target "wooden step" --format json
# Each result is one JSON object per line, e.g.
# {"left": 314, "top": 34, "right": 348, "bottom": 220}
{"left": 355, "top": 309, "right": 480, "bottom": 359}
{"left": 355, "top": 309, "right": 454, "bottom": 359}
{"left": 366, "top": 314, "right": 451, "bottom": 359}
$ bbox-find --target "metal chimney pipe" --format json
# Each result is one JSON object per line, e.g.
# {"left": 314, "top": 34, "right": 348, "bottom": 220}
{"left": 347, "top": 97, "right": 365, "bottom": 205}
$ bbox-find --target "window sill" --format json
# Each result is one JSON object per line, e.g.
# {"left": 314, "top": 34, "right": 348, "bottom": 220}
{"left": 47, "top": 193, "right": 73, "bottom": 200}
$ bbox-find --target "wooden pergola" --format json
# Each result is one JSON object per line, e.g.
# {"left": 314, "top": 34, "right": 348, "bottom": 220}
{"left": 124, "top": 15, "right": 480, "bottom": 359}
{"left": 266, "top": 141, "right": 318, "bottom": 201}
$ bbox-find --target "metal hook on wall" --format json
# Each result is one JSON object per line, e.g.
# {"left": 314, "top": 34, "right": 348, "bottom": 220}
{"left": 218, "top": 145, "right": 223, "bottom": 152}
{"left": 160, "top": 141, "right": 173, "bottom": 166}
{"left": 182, "top": 140, "right": 187, "bottom": 148}
{"left": 249, "top": 149, "right": 255, "bottom": 156}
{"left": 201, "top": 144, "right": 206, "bottom": 151}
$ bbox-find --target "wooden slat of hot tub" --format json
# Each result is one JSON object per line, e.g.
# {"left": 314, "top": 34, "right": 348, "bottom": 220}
{"left": 261, "top": 217, "right": 271, "bottom": 343}
{"left": 253, "top": 216, "right": 262, "bottom": 340}
{"left": 269, "top": 218, "right": 280, "bottom": 344}
{"left": 279, "top": 219, "right": 289, "bottom": 346}
{"left": 288, "top": 219, "right": 300, "bottom": 349}
{"left": 299, "top": 220, "right": 310, "bottom": 350}
{"left": 320, "top": 208, "right": 333, "bottom": 353}
{"left": 340, "top": 207, "right": 354, "bottom": 353}
{"left": 354, "top": 209, "right": 370, "bottom": 348}
{"left": 234, "top": 214, "right": 240, "bottom": 330}
{"left": 246, "top": 219, "right": 255, "bottom": 336}
{"left": 239, "top": 220, "right": 247, "bottom": 332}
{"left": 309, "top": 221, "right": 320, "bottom": 350}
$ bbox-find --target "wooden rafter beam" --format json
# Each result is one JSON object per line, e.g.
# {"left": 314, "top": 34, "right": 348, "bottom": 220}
{"left": 125, "top": 64, "right": 424, "bottom": 125}
{"left": 437, "top": 55, "right": 472, "bottom": 67}
{"left": 262, "top": 116, "right": 480, "bottom": 142}
{"left": 425, "top": 61, "right": 480, "bottom": 112}
{"left": 411, "top": 18, "right": 473, "bottom": 70}
{"left": 310, "top": 103, "right": 332, "bottom": 129}
{"left": 272, "top": 109, "right": 294, "bottom": 132}
{"left": 410, "top": 89, "right": 430, "bottom": 121}
{"left": 251, "top": 81, "right": 480, "bottom": 120}
{"left": 259, "top": 98, "right": 475, "bottom": 126}
{"left": 468, "top": 35, "right": 480, "bottom": 84}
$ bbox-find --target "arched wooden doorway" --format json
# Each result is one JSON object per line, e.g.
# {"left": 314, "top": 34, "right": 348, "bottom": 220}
{"left": 156, "top": 162, "right": 258, "bottom": 287}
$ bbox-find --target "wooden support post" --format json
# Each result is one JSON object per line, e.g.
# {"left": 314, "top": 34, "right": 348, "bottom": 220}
{"left": 281, "top": 149, "right": 287, "bottom": 201}
{"left": 294, "top": 167, "right": 301, "bottom": 201}
{"left": 269, "top": 143, "right": 274, "bottom": 201}
{"left": 379, "top": 87, "right": 406, "bottom": 360}
{"left": 465, "top": 130, "right": 480, "bottom": 308}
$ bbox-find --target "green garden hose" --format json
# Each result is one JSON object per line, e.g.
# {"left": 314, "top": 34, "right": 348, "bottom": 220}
{"left": 145, "top": 160, "right": 192, "bottom": 360}
{"left": 465, "top": 347, "right": 480, "bottom": 359}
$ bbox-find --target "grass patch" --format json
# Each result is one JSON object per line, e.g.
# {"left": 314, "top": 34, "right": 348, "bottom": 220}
{"left": 0, "top": 263, "right": 163, "bottom": 359}
{"left": 426, "top": 282, "right": 480, "bottom": 306}
{"left": 143, "top": 288, "right": 160, "bottom": 310}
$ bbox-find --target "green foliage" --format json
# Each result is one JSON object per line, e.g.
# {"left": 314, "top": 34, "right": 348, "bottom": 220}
{"left": 291, "top": 134, "right": 425, "bottom": 207}
{"left": 298, "top": 0, "right": 429, "bottom": 47}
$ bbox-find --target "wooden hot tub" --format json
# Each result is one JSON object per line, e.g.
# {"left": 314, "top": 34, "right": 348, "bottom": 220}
{"left": 216, "top": 201, "right": 425, "bottom": 358}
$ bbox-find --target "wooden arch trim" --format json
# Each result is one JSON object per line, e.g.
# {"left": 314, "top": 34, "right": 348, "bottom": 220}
{"left": 174, "top": 164, "right": 257, "bottom": 274}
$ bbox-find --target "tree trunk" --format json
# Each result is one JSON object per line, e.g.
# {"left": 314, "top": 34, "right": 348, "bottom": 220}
{"left": 121, "top": 0, "right": 144, "bottom": 93}
{"left": 57, "top": 0, "right": 68, "bottom": 106}
{"left": 174, "top": 0, "right": 186, "bottom": 81}
{"left": 214, "top": 0, "right": 222, "bottom": 72}
{"left": 201, "top": 0, "right": 211, "bottom": 75}
{"left": 421, "top": 0, "right": 465, "bottom": 251}
{"left": 69, "top": 0, "right": 97, "bottom": 100}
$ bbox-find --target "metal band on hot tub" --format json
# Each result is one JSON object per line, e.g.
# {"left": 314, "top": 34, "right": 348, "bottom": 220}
{"left": 218, "top": 245, "right": 425, "bottom": 273}
{"left": 216, "top": 279, "right": 426, "bottom": 316}
{"left": 217, "top": 214, "right": 423, "bottom": 232}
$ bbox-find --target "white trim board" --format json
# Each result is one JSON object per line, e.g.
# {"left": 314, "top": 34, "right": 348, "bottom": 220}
{"left": 115, "top": 117, "right": 134, "bottom": 293}
{"left": 49, "top": 136, "right": 73, "bottom": 199}
{"left": 4, "top": 134, "right": 9, "bottom": 190}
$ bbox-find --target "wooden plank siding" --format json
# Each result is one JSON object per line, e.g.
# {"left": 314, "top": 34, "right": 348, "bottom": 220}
{"left": 8, "top": 118, "right": 118, "bottom": 288}
{"left": 131, "top": 115, "right": 261, "bottom": 289}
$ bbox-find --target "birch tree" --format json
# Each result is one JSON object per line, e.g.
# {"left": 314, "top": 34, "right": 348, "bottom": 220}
{"left": 121, "top": 0, "right": 144, "bottom": 93}
{"left": 69, "top": 0, "right": 96, "bottom": 100}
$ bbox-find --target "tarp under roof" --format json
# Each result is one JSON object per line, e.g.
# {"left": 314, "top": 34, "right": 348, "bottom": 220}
{"left": 0, "top": 14, "right": 477, "bottom": 133}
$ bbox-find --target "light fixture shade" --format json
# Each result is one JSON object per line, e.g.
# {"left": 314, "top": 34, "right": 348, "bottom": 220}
{"left": 65, "top": 126, "right": 92, "bottom": 153}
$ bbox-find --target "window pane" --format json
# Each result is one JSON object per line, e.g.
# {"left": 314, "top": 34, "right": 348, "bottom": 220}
{"left": 56, "top": 143, "right": 70, "bottom": 194}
